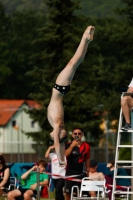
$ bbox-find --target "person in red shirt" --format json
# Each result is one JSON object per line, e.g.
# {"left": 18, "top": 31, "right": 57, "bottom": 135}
{"left": 64, "top": 128, "right": 90, "bottom": 200}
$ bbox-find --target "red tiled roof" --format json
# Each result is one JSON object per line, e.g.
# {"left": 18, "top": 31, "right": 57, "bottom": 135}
{"left": 26, "top": 100, "right": 40, "bottom": 109}
{"left": 0, "top": 100, "right": 40, "bottom": 126}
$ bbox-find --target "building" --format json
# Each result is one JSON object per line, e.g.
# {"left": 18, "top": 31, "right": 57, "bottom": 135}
{"left": 0, "top": 100, "right": 41, "bottom": 162}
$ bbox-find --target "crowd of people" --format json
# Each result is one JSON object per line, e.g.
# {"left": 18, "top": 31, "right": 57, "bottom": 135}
{"left": 0, "top": 142, "right": 131, "bottom": 200}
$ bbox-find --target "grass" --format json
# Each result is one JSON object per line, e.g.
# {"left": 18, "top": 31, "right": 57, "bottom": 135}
{"left": 0, "top": 191, "right": 55, "bottom": 200}
{"left": 0, "top": 192, "right": 130, "bottom": 200}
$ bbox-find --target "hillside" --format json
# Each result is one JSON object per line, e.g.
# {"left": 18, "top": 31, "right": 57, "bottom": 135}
{"left": 0, "top": 0, "right": 124, "bottom": 18}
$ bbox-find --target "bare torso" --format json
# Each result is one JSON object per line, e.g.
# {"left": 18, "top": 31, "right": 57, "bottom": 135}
{"left": 89, "top": 172, "right": 105, "bottom": 179}
{"left": 47, "top": 88, "right": 64, "bottom": 128}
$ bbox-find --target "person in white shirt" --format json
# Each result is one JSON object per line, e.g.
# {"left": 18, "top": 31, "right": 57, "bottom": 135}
{"left": 45, "top": 145, "right": 66, "bottom": 200}
{"left": 121, "top": 78, "right": 133, "bottom": 131}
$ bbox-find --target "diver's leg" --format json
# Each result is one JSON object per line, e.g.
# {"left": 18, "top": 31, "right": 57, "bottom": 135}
{"left": 56, "top": 26, "right": 95, "bottom": 86}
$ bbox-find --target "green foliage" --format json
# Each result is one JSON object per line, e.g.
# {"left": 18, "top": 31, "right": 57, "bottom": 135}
{"left": 0, "top": 0, "right": 125, "bottom": 18}
{"left": 26, "top": 0, "right": 92, "bottom": 146}
{"left": 0, "top": 0, "right": 47, "bottom": 15}
{"left": 119, "top": 143, "right": 131, "bottom": 160}
{"left": 1, "top": 0, "right": 133, "bottom": 151}
{"left": 0, "top": 5, "right": 46, "bottom": 98}
{"left": 27, "top": 1, "right": 133, "bottom": 147}
{"left": 12, "top": 0, "right": 133, "bottom": 149}
{"left": 115, "top": 0, "right": 133, "bottom": 25}
{"left": 0, "top": 3, "right": 12, "bottom": 88}
{"left": 78, "top": 0, "right": 123, "bottom": 18}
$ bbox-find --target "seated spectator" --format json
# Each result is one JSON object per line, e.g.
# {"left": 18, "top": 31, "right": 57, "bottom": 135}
{"left": 105, "top": 161, "right": 131, "bottom": 200}
{"left": 0, "top": 153, "right": 10, "bottom": 195}
{"left": 7, "top": 160, "right": 48, "bottom": 200}
{"left": 89, "top": 159, "right": 105, "bottom": 198}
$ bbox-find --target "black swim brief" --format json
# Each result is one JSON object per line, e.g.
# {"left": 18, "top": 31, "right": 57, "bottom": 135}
{"left": 54, "top": 83, "right": 70, "bottom": 94}
{"left": 123, "top": 92, "right": 133, "bottom": 98}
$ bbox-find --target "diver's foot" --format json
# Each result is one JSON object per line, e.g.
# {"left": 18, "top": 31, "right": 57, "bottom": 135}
{"left": 83, "top": 26, "right": 95, "bottom": 42}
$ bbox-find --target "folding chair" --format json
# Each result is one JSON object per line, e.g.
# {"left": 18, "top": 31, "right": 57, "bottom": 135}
{"left": 0, "top": 176, "right": 17, "bottom": 197}
{"left": 31, "top": 177, "right": 52, "bottom": 200}
{"left": 71, "top": 177, "right": 106, "bottom": 200}
{"left": 8, "top": 177, "right": 17, "bottom": 191}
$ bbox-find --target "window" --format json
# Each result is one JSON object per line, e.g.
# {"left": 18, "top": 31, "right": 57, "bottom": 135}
{"left": 12, "top": 120, "right": 16, "bottom": 127}
{"left": 31, "top": 120, "right": 35, "bottom": 128}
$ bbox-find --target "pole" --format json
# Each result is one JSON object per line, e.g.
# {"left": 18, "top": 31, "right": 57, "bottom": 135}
{"left": 17, "top": 124, "right": 20, "bottom": 162}
{"left": 131, "top": 112, "right": 133, "bottom": 200}
{"left": 36, "top": 167, "right": 40, "bottom": 200}
{"left": 10, "top": 106, "right": 13, "bottom": 162}
{"left": 21, "top": 110, "right": 24, "bottom": 162}
{"left": 105, "top": 117, "right": 109, "bottom": 163}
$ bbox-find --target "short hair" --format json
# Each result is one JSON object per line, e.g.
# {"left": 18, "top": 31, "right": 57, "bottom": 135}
{"left": 72, "top": 127, "right": 83, "bottom": 133}
{"left": 37, "top": 160, "right": 47, "bottom": 168}
{"left": 0, "top": 155, "right": 6, "bottom": 166}
{"left": 90, "top": 159, "right": 97, "bottom": 167}
{"left": 110, "top": 161, "right": 115, "bottom": 167}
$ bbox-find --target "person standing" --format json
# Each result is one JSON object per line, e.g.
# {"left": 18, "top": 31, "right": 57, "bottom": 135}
{"left": 64, "top": 128, "right": 90, "bottom": 200}
{"left": 45, "top": 145, "right": 66, "bottom": 200}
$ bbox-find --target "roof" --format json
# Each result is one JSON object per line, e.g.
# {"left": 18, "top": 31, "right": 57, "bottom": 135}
{"left": 0, "top": 100, "right": 40, "bottom": 126}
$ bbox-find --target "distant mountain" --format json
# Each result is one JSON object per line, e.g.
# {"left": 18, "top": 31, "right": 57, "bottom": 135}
{"left": 0, "top": 0, "right": 124, "bottom": 18}
{"left": 78, "top": 0, "right": 124, "bottom": 18}
{"left": 0, "top": 0, "right": 47, "bottom": 15}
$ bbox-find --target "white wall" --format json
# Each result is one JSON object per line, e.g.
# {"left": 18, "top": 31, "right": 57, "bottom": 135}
{"left": 0, "top": 104, "right": 41, "bottom": 153}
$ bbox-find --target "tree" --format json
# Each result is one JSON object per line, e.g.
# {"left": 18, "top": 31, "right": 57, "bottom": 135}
{"left": 27, "top": 1, "right": 132, "bottom": 150}
{"left": 0, "top": 0, "right": 124, "bottom": 19}
{"left": 115, "top": 0, "right": 133, "bottom": 25}
{"left": 26, "top": 0, "right": 101, "bottom": 150}
{"left": 0, "top": 0, "right": 47, "bottom": 15}
{"left": 0, "top": 7, "right": 46, "bottom": 99}
{"left": 0, "top": 3, "right": 12, "bottom": 91}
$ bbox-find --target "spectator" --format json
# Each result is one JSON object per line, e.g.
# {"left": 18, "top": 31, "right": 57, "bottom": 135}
{"left": 121, "top": 78, "right": 133, "bottom": 131}
{"left": 89, "top": 159, "right": 105, "bottom": 197}
{"left": 65, "top": 127, "right": 90, "bottom": 200}
{"left": 7, "top": 160, "right": 48, "bottom": 200}
{"left": 0, "top": 153, "right": 10, "bottom": 195}
{"left": 105, "top": 161, "right": 131, "bottom": 200}
{"left": 45, "top": 144, "right": 66, "bottom": 200}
